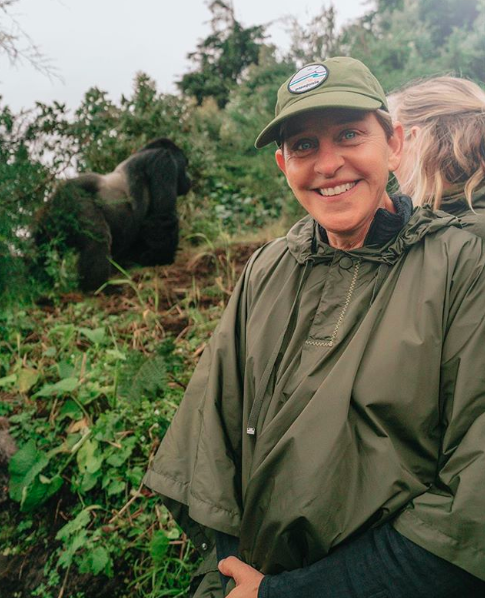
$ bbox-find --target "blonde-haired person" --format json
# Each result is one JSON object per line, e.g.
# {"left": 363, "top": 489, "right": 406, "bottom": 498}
{"left": 388, "top": 76, "right": 485, "bottom": 237}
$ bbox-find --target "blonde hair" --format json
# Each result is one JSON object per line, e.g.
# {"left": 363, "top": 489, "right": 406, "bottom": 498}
{"left": 389, "top": 76, "right": 485, "bottom": 210}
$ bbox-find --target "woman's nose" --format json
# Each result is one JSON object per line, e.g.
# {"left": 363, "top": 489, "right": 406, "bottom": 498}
{"left": 314, "top": 143, "right": 345, "bottom": 178}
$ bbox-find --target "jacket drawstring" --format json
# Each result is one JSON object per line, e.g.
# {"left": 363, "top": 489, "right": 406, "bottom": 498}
{"left": 246, "top": 258, "right": 314, "bottom": 436}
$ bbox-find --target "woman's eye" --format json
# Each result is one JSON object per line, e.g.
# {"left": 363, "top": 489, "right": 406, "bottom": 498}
{"left": 341, "top": 130, "right": 357, "bottom": 141}
{"left": 294, "top": 139, "right": 315, "bottom": 151}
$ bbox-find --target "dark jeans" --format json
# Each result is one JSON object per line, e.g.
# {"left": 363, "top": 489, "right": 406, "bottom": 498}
{"left": 258, "top": 522, "right": 485, "bottom": 598}
{"left": 216, "top": 531, "right": 240, "bottom": 593}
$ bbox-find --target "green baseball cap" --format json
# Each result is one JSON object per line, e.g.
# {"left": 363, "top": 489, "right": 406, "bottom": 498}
{"left": 255, "top": 56, "right": 389, "bottom": 148}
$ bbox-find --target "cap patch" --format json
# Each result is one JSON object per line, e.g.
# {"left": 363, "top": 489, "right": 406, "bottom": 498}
{"left": 288, "top": 64, "right": 329, "bottom": 94}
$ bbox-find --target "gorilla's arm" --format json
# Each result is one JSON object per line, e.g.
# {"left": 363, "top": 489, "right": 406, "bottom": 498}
{"left": 124, "top": 148, "right": 178, "bottom": 216}
{"left": 125, "top": 148, "right": 181, "bottom": 266}
{"left": 130, "top": 212, "right": 179, "bottom": 266}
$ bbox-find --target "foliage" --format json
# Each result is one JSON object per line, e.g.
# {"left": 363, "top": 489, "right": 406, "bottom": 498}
{"left": 285, "top": 5, "right": 340, "bottom": 66}
{"left": 340, "top": 0, "right": 485, "bottom": 90}
{"left": 177, "top": 0, "right": 266, "bottom": 108}
{"left": 0, "top": 97, "right": 74, "bottom": 302}
{"left": 418, "top": 0, "right": 479, "bottom": 43}
{"left": 71, "top": 74, "right": 195, "bottom": 174}
{"left": 0, "top": 261, "right": 232, "bottom": 596}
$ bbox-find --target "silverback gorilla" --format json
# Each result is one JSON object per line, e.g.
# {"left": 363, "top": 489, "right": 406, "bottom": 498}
{"left": 35, "top": 138, "right": 191, "bottom": 291}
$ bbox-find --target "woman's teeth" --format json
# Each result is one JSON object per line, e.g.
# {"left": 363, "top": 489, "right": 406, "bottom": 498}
{"left": 317, "top": 182, "right": 357, "bottom": 197}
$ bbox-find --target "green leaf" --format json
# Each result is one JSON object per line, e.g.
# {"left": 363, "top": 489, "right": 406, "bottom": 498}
{"left": 9, "top": 440, "right": 49, "bottom": 503}
{"left": 118, "top": 353, "right": 167, "bottom": 402}
{"left": 106, "top": 349, "right": 126, "bottom": 360}
{"left": 34, "top": 377, "right": 78, "bottom": 398}
{"left": 166, "top": 526, "right": 181, "bottom": 540}
{"left": 77, "top": 438, "right": 103, "bottom": 474}
{"left": 80, "top": 470, "right": 102, "bottom": 492}
{"left": 17, "top": 368, "right": 39, "bottom": 393}
{"left": 57, "top": 530, "right": 88, "bottom": 569}
{"left": 0, "top": 374, "right": 16, "bottom": 388}
{"left": 16, "top": 520, "right": 33, "bottom": 533}
{"left": 52, "top": 377, "right": 79, "bottom": 393}
{"left": 58, "top": 360, "right": 75, "bottom": 379}
{"left": 126, "top": 466, "right": 144, "bottom": 486}
{"left": 77, "top": 382, "right": 103, "bottom": 405}
{"left": 106, "top": 479, "right": 125, "bottom": 496}
{"left": 80, "top": 327, "right": 106, "bottom": 345}
{"left": 20, "top": 474, "right": 63, "bottom": 512}
{"left": 105, "top": 452, "right": 124, "bottom": 468}
{"left": 56, "top": 509, "right": 91, "bottom": 541}
{"left": 8, "top": 441, "right": 62, "bottom": 511}
{"left": 150, "top": 530, "right": 170, "bottom": 565}
{"left": 33, "top": 383, "right": 55, "bottom": 398}
{"left": 106, "top": 436, "right": 136, "bottom": 467}
{"left": 59, "top": 399, "right": 83, "bottom": 420}
{"left": 79, "top": 546, "right": 111, "bottom": 575}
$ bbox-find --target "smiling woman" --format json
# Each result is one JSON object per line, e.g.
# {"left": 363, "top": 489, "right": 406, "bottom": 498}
{"left": 144, "top": 57, "right": 485, "bottom": 598}
{"left": 274, "top": 109, "right": 402, "bottom": 249}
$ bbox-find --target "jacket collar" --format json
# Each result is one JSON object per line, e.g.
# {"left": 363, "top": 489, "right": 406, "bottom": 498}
{"left": 286, "top": 194, "right": 461, "bottom": 266}
{"left": 318, "top": 195, "right": 414, "bottom": 248}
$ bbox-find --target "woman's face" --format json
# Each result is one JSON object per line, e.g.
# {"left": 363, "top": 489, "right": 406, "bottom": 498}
{"left": 275, "top": 109, "right": 403, "bottom": 249}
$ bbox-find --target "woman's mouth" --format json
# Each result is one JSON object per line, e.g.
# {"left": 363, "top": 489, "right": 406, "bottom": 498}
{"left": 315, "top": 181, "right": 358, "bottom": 197}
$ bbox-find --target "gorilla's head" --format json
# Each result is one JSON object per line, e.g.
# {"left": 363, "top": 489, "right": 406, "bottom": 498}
{"left": 141, "top": 137, "right": 192, "bottom": 195}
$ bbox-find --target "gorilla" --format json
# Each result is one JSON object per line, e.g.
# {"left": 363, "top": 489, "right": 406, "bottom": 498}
{"left": 35, "top": 138, "right": 191, "bottom": 291}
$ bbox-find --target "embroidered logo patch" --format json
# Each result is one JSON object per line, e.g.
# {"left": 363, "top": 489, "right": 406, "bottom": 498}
{"left": 288, "top": 64, "right": 329, "bottom": 94}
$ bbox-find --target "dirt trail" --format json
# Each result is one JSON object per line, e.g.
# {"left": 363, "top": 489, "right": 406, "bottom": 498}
{"left": 96, "top": 241, "right": 263, "bottom": 334}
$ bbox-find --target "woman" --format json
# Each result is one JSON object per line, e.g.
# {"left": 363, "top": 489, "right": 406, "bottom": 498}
{"left": 144, "top": 58, "right": 485, "bottom": 597}
{"left": 388, "top": 76, "right": 485, "bottom": 237}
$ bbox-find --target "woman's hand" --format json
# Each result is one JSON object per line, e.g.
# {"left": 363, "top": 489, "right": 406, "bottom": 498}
{"left": 218, "top": 556, "right": 264, "bottom": 598}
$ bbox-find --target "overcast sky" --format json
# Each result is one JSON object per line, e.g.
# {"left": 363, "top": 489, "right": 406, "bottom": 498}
{"left": 0, "top": 0, "right": 369, "bottom": 112}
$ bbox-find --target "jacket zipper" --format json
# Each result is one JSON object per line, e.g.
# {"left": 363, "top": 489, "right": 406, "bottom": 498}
{"left": 305, "top": 259, "right": 362, "bottom": 348}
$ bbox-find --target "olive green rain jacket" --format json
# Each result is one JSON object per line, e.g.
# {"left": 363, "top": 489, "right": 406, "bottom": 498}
{"left": 144, "top": 204, "right": 485, "bottom": 589}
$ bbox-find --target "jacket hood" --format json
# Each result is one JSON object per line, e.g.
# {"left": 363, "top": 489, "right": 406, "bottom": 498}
{"left": 287, "top": 199, "right": 461, "bottom": 265}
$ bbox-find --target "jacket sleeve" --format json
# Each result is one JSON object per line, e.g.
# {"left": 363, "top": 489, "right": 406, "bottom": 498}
{"left": 393, "top": 234, "right": 485, "bottom": 582}
{"left": 143, "top": 248, "right": 263, "bottom": 550}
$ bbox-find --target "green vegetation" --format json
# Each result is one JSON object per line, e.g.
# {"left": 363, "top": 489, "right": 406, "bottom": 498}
{"left": 1, "top": 0, "right": 485, "bottom": 595}
{"left": 0, "top": 244, "right": 261, "bottom": 597}
{"left": 177, "top": 0, "right": 266, "bottom": 108}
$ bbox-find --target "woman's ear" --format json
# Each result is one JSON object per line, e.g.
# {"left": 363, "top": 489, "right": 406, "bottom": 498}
{"left": 275, "top": 148, "right": 287, "bottom": 176}
{"left": 388, "top": 121, "right": 404, "bottom": 173}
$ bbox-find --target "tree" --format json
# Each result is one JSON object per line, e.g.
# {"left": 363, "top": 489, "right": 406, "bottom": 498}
{"left": 286, "top": 5, "right": 340, "bottom": 66}
{"left": 418, "top": 0, "right": 479, "bottom": 44}
{"left": 340, "top": 0, "right": 485, "bottom": 90}
{"left": 0, "top": 0, "right": 55, "bottom": 77}
{"left": 177, "top": 0, "right": 266, "bottom": 108}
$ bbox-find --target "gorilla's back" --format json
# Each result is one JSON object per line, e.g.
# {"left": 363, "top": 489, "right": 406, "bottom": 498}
{"left": 98, "top": 170, "right": 130, "bottom": 203}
